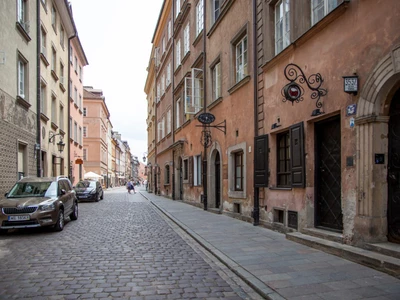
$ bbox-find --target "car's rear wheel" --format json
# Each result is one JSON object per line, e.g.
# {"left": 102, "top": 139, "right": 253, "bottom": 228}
{"left": 70, "top": 202, "right": 78, "bottom": 221}
{"left": 0, "top": 229, "right": 8, "bottom": 235}
{"left": 53, "top": 210, "right": 64, "bottom": 232}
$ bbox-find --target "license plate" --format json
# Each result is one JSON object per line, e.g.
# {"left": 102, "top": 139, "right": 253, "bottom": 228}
{"left": 8, "top": 215, "right": 30, "bottom": 221}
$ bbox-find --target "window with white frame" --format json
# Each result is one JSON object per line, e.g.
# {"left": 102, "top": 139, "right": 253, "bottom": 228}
{"left": 69, "top": 118, "right": 72, "bottom": 139}
{"left": 74, "top": 56, "right": 78, "bottom": 73}
{"left": 17, "top": 0, "right": 29, "bottom": 33}
{"left": 275, "top": 0, "right": 290, "bottom": 54}
{"left": 79, "top": 126, "right": 82, "bottom": 144}
{"left": 74, "top": 87, "right": 78, "bottom": 103}
{"left": 175, "top": 0, "right": 180, "bottom": 18}
{"left": 184, "top": 23, "right": 190, "bottom": 55}
{"left": 74, "top": 122, "right": 78, "bottom": 141}
{"left": 168, "top": 20, "right": 172, "bottom": 40}
{"left": 83, "top": 148, "right": 87, "bottom": 161}
{"left": 79, "top": 66, "right": 82, "bottom": 81}
{"left": 184, "top": 68, "right": 203, "bottom": 115}
{"left": 161, "top": 74, "right": 165, "bottom": 94}
{"left": 212, "top": 61, "right": 221, "bottom": 100}
{"left": 212, "top": 0, "right": 220, "bottom": 24}
{"left": 234, "top": 151, "right": 243, "bottom": 191}
{"left": 60, "top": 26, "right": 65, "bottom": 48}
{"left": 83, "top": 126, "right": 87, "bottom": 138}
{"left": 196, "top": 0, "right": 204, "bottom": 36}
{"left": 17, "top": 54, "right": 27, "bottom": 99}
{"left": 69, "top": 46, "right": 73, "bottom": 64}
{"left": 194, "top": 155, "right": 202, "bottom": 186}
{"left": 312, "top": 0, "right": 338, "bottom": 25}
{"left": 40, "top": 27, "right": 47, "bottom": 58}
{"left": 176, "top": 39, "right": 181, "bottom": 69}
{"left": 167, "top": 109, "right": 171, "bottom": 134}
{"left": 176, "top": 98, "right": 181, "bottom": 128}
{"left": 51, "top": 46, "right": 56, "bottom": 73}
{"left": 235, "top": 35, "right": 248, "bottom": 83}
{"left": 157, "top": 83, "right": 161, "bottom": 102}
{"left": 166, "top": 62, "right": 171, "bottom": 86}
{"left": 162, "top": 116, "right": 165, "bottom": 139}
{"left": 59, "top": 62, "right": 64, "bottom": 85}
{"left": 162, "top": 36, "right": 166, "bottom": 54}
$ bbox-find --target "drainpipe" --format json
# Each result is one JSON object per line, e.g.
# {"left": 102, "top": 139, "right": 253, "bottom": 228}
{"left": 252, "top": 0, "right": 260, "bottom": 226}
{"left": 202, "top": 0, "right": 208, "bottom": 210}
{"left": 36, "top": 0, "right": 41, "bottom": 177}
{"left": 172, "top": 0, "right": 176, "bottom": 200}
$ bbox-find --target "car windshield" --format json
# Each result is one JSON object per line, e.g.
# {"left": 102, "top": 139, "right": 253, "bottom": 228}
{"left": 76, "top": 181, "right": 96, "bottom": 188}
{"left": 7, "top": 181, "right": 58, "bottom": 198}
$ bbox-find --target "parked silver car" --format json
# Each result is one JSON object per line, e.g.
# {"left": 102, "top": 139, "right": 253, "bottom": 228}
{"left": 0, "top": 176, "right": 78, "bottom": 233}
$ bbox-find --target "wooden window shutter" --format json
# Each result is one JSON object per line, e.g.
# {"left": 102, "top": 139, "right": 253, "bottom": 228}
{"left": 290, "top": 122, "right": 305, "bottom": 188}
{"left": 254, "top": 134, "right": 269, "bottom": 187}
{"left": 189, "top": 156, "right": 193, "bottom": 187}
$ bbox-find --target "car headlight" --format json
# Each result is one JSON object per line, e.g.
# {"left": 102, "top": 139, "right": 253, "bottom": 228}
{"left": 39, "top": 203, "right": 56, "bottom": 211}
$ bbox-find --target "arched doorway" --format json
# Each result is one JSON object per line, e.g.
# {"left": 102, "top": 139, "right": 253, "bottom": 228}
{"left": 388, "top": 88, "right": 400, "bottom": 243}
{"left": 215, "top": 152, "right": 221, "bottom": 209}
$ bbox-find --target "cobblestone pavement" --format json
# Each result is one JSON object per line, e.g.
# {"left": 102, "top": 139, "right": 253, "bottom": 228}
{"left": 0, "top": 187, "right": 263, "bottom": 300}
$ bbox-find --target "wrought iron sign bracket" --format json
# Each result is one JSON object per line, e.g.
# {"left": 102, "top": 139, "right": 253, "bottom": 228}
{"left": 281, "top": 63, "right": 327, "bottom": 108}
{"left": 197, "top": 113, "right": 226, "bottom": 148}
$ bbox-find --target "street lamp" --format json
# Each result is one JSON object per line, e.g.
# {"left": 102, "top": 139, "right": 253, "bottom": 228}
{"left": 49, "top": 132, "right": 65, "bottom": 153}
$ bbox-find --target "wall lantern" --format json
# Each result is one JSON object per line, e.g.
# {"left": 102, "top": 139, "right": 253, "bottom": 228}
{"left": 48, "top": 132, "right": 65, "bottom": 153}
{"left": 343, "top": 75, "right": 358, "bottom": 95}
{"left": 281, "top": 63, "right": 327, "bottom": 108}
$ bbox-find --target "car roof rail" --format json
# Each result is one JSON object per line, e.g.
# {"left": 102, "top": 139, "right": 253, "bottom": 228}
{"left": 56, "top": 175, "right": 69, "bottom": 180}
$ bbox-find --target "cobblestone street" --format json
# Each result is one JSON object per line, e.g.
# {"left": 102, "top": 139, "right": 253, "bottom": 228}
{"left": 0, "top": 187, "right": 261, "bottom": 300}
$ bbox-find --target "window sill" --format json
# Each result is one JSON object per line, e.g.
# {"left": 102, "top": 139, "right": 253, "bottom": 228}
{"left": 193, "top": 30, "right": 203, "bottom": 47}
{"left": 269, "top": 187, "right": 292, "bottom": 191}
{"left": 228, "top": 190, "right": 246, "bottom": 199}
{"left": 228, "top": 75, "right": 250, "bottom": 95}
{"left": 208, "top": 97, "right": 223, "bottom": 110}
{"left": 51, "top": 122, "right": 58, "bottom": 131}
{"left": 51, "top": 70, "right": 59, "bottom": 81}
{"left": 40, "top": 53, "right": 50, "bottom": 67}
{"left": 59, "top": 82, "right": 66, "bottom": 93}
{"left": 40, "top": 113, "right": 50, "bottom": 122}
{"left": 16, "top": 22, "right": 31, "bottom": 42}
{"left": 181, "top": 51, "right": 190, "bottom": 64}
{"left": 16, "top": 96, "right": 31, "bottom": 110}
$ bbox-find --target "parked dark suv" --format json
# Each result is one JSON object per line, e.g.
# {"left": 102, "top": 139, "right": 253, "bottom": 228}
{"left": 0, "top": 176, "right": 78, "bottom": 233}
{"left": 74, "top": 180, "right": 103, "bottom": 202}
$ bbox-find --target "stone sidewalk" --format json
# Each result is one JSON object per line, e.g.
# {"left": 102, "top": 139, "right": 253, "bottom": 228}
{"left": 140, "top": 190, "right": 400, "bottom": 300}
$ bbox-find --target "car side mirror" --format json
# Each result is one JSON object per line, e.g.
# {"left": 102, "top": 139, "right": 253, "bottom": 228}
{"left": 4, "top": 193, "right": 8, "bottom": 197}
{"left": 60, "top": 189, "right": 66, "bottom": 195}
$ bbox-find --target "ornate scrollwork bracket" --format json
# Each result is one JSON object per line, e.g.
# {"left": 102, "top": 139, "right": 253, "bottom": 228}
{"left": 281, "top": 63, "right": 327, "bottom": 108}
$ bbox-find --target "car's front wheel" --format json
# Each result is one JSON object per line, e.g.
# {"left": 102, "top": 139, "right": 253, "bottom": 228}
{"left": 53, "top": 210, "right": 64, "bottom": 232}
{"left": 70, "top": 201, "right": 78, "bottom": 220}
{"left": 100, "top": 191, "right": 104, "bottom": 200}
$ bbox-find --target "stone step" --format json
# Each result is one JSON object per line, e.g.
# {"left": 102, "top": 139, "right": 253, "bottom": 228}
{"left": 365, "top": 242, "right": 400, "bottom": 259}
{"left": 286, "top": 231, "right": 400, "bottom": 278}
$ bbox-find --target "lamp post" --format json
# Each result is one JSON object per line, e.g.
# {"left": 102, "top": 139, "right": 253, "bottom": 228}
{"left": 48, "top": 132, "right": 65, "bottom": 153}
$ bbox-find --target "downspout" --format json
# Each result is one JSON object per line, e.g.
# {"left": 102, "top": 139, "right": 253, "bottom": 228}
{"left": 202, "top": 0, "right": 208, "bottom": 210}
{"left": 67, "top": 34, "right": 76, "bottom": 181}
{"left": 172, "top": 0, "right": 176, "bottom": 200}
{"left": 36, "top": 0, "right": 41, "bottom": 177}
{"left": 253, "top": 0, "right": 260, "bottom": 226}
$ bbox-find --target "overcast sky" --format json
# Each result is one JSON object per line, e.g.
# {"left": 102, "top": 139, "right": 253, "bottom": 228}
{"left": 69, "top": 0, "right": 163, "bottom": 162}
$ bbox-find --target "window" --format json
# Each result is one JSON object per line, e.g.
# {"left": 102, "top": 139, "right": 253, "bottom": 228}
{"left": 79, "top": 126, "right": 82, "bottom": 144}
{"left": 184, "top": 68, "right": 203, "bottom": 115}
{"left": 168, "top": 20, "right": 172, "bottom": 40}
{"left": 162, "top": 36, "right": 166, "bottom": 54}
{"left": 194, "top": 155, "right": 202, "bottom": 186}
{"left": 212, "top": 61, "right": 221, "bottom": 100}
{"left": 212, "top": 0, "right": 220, "bottom": 24}
{"left": 235, "top": 35, "right": 248, "bottom": 82}
{"left": 79, "top": 66, "right": 82, "bottom": 81}
{"left": 51, "top": 46, "right": 56, "bottom": 73}
{"left": 83, "top": 107, "right": 87, "bottom": 116}
{"left": 17, "top": 0, "right": 29, "bottom": 33}
{"left": 156, "top": 83, "right": 160, "bottom": 101}
{"left": 167, "top": 109, "right": 171, "bottom": 134}
{"left": 74, "top": 121, "right": 78, "bottom": 141}
{"left": 166, "top": 62, "right": 171, "bottom": 86}
{"left": 59, "top": 62, "right": 64, "bottom": 85}
{"left": 59, "top": 105, "right": 64, "bottom": 130}
{"left": 74, "top": 87, "right": 78, "bottom": 104}
{"left": 176, "top": 39, "right": 181, "bottom": 69}
{"left": 184, "top": 23, "right": 190, "bottom": 55}
{"left": 83, "top": 149, "right": 87, "bottom": 161}
{"left": 40, "top": 81, "right": 46, "bottom": 114}
{"left": 60, "top": 26, "right": 65, "bottom": 48}
{"left": 51, "top": 5, "right": 57, "bottom": 31}
{"left": 40, "top": 27, "right": 47, "bottom": 58}
{"left": 312, "top": 0, "right": 338, "bottom": 25}
{"left": 277, "top": 131, "right": 291, "bottom": 186}
{"left": 234, "top": 152, "right": 243, "bottom": 191}
{"left": 161, "top": 74, "right": 165, "bottom": 94}
{"left": 175, "top": 0, "right": 180, "bottom": 18}
{"left": 196, "top": 0, "right": 204, "bottom": 36}
{"left": 276, "top": 122, "right": 305, "bottom": 188}
{"left": 275, "top": 0, "right": 290, "bottom": 54}
{"left": 51, "top": 95, "right": 56, "bottom": 122}
{"left": 183, "top": 159, "right": 188, "bottom": 180}
{"left": 165, "top": 165, "right": 170, "bottom": 185}
{"left": 17, "top": 55, "right": 27, "bottom": 99}
{"left": 79, "top": 94, "right": 82, "bottom": 109}
{"left": 18, "top": 143, "right": 27, "bottom": 179}
{"left": 161, "top": 116, "right": 165, "bottom": 139}
{"left": 69, "top": 46, "right": 73, "bottom": 64}
{"left": 69, "top": 118, "right": 72, "bottom": 139}
{"left": 176, "top": 98, "right": 181, "bottom": 128}
{"left": 74, "top": 56, "right": 78, "bottom": 73}
{"left": 83, "top": 126, "right": 87, "bottom": 138}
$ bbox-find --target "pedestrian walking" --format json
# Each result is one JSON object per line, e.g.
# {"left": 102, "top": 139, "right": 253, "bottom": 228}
{"left": 126, "top": 180, "right": 133, "bottom": 194}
